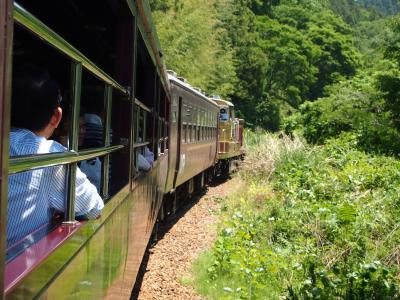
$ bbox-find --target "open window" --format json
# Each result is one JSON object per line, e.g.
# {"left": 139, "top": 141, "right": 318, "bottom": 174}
{"left": 8, "top": 0, "right": 133, "bottom": 259}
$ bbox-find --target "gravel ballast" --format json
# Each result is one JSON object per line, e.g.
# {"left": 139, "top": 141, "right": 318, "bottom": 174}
{"left": 134, "top": 177, "right": 239, "bottom": 300}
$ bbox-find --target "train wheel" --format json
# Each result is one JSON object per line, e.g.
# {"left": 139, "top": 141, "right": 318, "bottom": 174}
{"left": 194, "top": 172, "right": 205, "bottom": 193}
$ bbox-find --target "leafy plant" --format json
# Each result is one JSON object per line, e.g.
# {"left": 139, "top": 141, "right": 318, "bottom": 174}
{"left": 193, "top": 132, "right": 400, "bottom": 299}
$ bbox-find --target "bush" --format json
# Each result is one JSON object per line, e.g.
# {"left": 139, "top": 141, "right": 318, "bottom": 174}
{"left": 193, "top": 132, "right": 400, "bottom": 299}
{"left": 283, "top": 72, "right": 400, "bottom": 155}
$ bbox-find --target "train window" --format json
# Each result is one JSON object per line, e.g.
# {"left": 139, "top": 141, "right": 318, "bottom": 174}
{"left": 199, "top": 125, "right": 202, "bottom": 142}
{"left": 109, "top": 89, "right": 131, "bottom": 196}
{"left": 187, "top": 124, "right": 189, "bottom": 143}
{"left": 16, "top": 0, "right": 129, "bottom": 80}
{"left": 9, "top": 0, "right": 133, "bottom": 250}
{"left": 158, "top": 119, "right": 164, "bottom": 154}
{"left": 162, "top": 90, "right": 169, "bottom": 151}
{"left": 12, "top": 26, "right": 71, "bottom": 155}
{"left": 186, "top": 105, "right": 191, "bottom": 117}
{"left": 192, "top": 125, "right": 196, "bottom": 143}
{"left": 198, "top": 109, "right": 201, "bottom": 123}
{"left": 196, "top": 125, "right": 201, "bottom": 142}
{"left": 136, "top": 32, "right": 159, "bottom": 163}
{"left": 182, "top": 123, "right": 186, "bottom": 143}
{"left": 79, "top": 71, "right": 106, "bottom": 151}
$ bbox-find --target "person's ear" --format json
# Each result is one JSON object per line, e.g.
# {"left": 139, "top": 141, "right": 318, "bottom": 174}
{"left": 50, "top": 107, "right": 63, "bottom": 128}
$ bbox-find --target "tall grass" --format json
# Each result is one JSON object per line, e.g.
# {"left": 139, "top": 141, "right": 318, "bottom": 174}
{"left": 241, "top": 130, "right": 305, "bottom": 182}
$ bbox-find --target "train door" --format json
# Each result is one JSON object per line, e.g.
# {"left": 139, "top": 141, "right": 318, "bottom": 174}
{"left": 173, "top": 96, "right": 183, "bottom": 188}
{"left": 165, "top": 91, "right": 181, "bottom": 192}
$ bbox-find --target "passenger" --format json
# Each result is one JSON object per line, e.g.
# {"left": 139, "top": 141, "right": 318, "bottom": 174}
{"left": 81, "top": 88, "right": 108, "bottom": 149}
{"left": 8, "top": 66, "right": 104, "bottom": 246}
{"left": 81, "top": 92, "right": 112, "bottom": 189}
{"left": 138, "top": 153, "right": 151, "bottom": 172}
{"left": 136, "top": 138, "right": 152, "bottom": 172}
{"left": 55, "top": 112, "right": 102, "bottom": 193}
{"left": 220, "top": 108, "right": 229, "bottom": 121}
{"left": 138, "top": 134, "right": 154, "bottom": 166}
{"left": 144, "top": 147, "right": 154, "bottom": 165}
{"left": 84, "top": 113, "right": 103, "bottom": 147}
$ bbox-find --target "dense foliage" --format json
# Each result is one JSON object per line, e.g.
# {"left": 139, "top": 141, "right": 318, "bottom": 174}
{"left": 150, "top": 0, "right": 400, "bottom": 148}
{"left": 149, "top": 0, "right": 237, "bottom": 96}
{"left": 358, "top": 0, "right": 399, "bottom": 16}
{"left": 283, "top": 11, "right": 400, "bottom": 155}
{"left": 150, "top": 0, "right": 362, "bottom": 130}
{"left": 193, "top": 133, "right": 400, "bottom": 299}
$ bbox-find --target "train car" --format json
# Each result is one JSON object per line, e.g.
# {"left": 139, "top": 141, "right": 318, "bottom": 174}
{"left": 164, "top": 72, "right": 220, "bottom": 199}
{"left": 0, "top": 0, "right": 170, "bottom": 299}
{"left": 210, "top": 97, "right": 244, "bottom": 174}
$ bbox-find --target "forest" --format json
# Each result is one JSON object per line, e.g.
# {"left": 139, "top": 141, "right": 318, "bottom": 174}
{"left": 149, "top": 0, "right": 400, "bottom": 298}
{"left": 150, "top": 0, "right": 400, "bottom": 152}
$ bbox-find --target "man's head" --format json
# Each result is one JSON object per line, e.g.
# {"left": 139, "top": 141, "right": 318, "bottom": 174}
{"left": 12, "top": 65, "right": 62, "bottom": 137}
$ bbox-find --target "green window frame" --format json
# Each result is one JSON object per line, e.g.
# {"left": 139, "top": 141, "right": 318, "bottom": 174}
{"left": 9, "top": 3, "right": 143, "bottom": 222}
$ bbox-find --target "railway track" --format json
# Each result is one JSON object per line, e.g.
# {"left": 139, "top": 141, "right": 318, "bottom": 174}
{"left": 132, "top": 176, "right": 239, "bottom": 300}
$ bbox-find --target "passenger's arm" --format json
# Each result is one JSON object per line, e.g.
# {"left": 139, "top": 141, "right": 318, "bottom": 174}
{"left": 144, "top": 147, "right": 154, "bottom": 164}
{"left": 138, "top": 153, "right": 151, "bottom": 171}
{"left": 74, "top": 167, "right": 104, "bottom": 219}
{"left": 50, "top": 164, "right": 104, "bottom": 219}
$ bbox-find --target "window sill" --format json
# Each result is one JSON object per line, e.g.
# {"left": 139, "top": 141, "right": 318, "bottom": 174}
{"left": 5, "top": 222, "right": 83, "bottom": 294}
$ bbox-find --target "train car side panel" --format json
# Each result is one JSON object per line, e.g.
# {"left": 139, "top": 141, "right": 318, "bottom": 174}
{"left": 167, "top": 78, "right": 219, "bottom": 190}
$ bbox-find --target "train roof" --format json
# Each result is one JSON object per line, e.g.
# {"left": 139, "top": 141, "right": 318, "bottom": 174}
{"left": 168, "top": 73, "right": 220, "bottom": 109}
{"left": 209, "top": 98, "right": 235, "bottom": 108}
{"left": 133, "top": 0, "right": 170, "bottom": 96}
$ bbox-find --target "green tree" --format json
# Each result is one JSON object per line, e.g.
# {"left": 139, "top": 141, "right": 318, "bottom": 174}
{"left": 150, "top": 0, "right": 236, "bottom": 97}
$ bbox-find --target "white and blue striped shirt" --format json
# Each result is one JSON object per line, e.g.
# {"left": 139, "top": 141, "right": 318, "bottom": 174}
{"left": 8, "top": 128, "right": 104, "bottom": 246}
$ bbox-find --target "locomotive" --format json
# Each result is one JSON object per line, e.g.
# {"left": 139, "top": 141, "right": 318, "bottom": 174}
{"left": 0, "top": 0, "right": 244, "bottom": 298}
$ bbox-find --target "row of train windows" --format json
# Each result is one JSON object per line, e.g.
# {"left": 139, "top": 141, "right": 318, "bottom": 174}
{"left": 183, "top": 105, "right": 217, "bottom": 127}
{"left": 5, "top": 2, "right": 170, "bottom": 251}
{"left": 181, "top": 124, "right": 217, "bottom": 144}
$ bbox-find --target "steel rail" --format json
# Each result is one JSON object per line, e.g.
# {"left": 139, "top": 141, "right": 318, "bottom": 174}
{"left": 13, "top": 2, "right": 129, "bottom": 96}
{"left": 9, "top": 145, "right": 125, "bottom": 174}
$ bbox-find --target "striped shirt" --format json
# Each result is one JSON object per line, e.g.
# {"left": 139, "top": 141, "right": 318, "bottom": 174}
{"left": 8, "top": 128, "right": 104, "bottom": 246}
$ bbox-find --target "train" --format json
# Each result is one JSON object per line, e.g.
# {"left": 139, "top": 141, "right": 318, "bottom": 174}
{"left": 0, "top": 0, "right": 244, "bottom": 299}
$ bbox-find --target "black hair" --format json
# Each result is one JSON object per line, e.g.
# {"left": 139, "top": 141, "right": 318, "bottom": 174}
{"left": 11, "top": 65, "right": 61, "bottom": 131}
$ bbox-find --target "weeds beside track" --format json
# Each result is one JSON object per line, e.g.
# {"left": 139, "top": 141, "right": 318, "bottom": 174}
{"left": 193, "top": 132, "right": 400, "bottom": 299}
